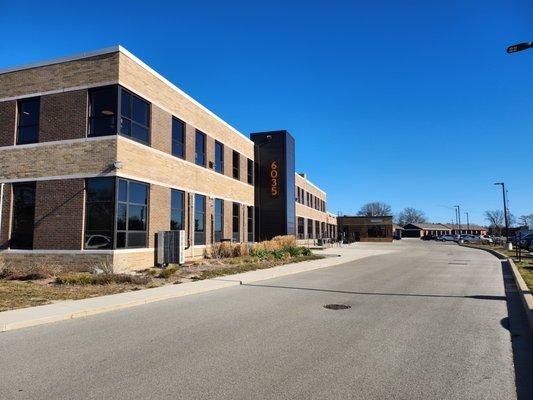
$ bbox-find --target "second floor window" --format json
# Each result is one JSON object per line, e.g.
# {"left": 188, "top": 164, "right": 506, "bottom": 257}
{"left": 88, "top": 86, "right": 117, "bottom": 137}
{"left": 247, "top": 159, "right": 253, "bottom": 185}
{"left": 17, "top": 97, "right": 40, "bottom": 145}
{"left": 195, "top": 130, "right": 206, "bottom": 166}
{"left": 214, "top": 141, "right": 224, "bottom": 173}
{"left": 232, "top": 151, "right": 240, "bottom": 179}
{"left": 120, "top": 88, "right": 150, "bottom": 144}
{"left": 172, "top": 118, "right": 185, "bottom": 158}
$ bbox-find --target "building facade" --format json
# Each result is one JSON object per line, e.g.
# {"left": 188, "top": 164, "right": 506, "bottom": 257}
{"left": 402, "top": 223, "right": 487, "bottom": 237}
{"left": 0, "top": 46, "right": 335, "bottom": 271}
{"left": 337, "top": 216, "right": 393, "bottom": 242}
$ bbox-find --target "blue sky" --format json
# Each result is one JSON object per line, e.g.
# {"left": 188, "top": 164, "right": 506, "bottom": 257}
{"left": 1, "top": 1, "right": 532, "bottom": 225}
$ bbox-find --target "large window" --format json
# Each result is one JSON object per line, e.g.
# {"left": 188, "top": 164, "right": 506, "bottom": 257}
{"left": 232, "top": 151, "right": 240, "bottom": 179}
{"left": 214, "top": 141, "right": 224, "bottom": 173}
{"left": 194, "top": 194, "right": 206, "bottom": 245}
{"left": 232, "top": 203, "right": 240, "bottom": 242}
{"left": 85, "top": 178, "right": 115, "bottom": 250}
{"left": 88, "top": 85, "right": 150, "bottom": 144}
{"left": 172, "top": 118, "right": 185, "bottom": 159}
{"left": 10, "top": 182, "right": 36, "bottom": 249}
{"left": 195, "top": 130, "right": 206, "bottom": 166}
{"left": 88, "top": 86, "right": 118, "bottom": 137}
{"left": 171, "top": 189, "right": 184, "bottom": 230}
{"left": 116, "top": 179, "right": 148, "bottom": 248}
{"left": 297, "top": 217, "right": 304, "bottom": 239}
{"left": 17, "top": 98, "right": 40, "bottom": 145}
{"left": 247, "top": 159, "right": 254, "bottom": 185}
{"left": 247, "top": 206, "right": 254, "bottom": 242}
{"left": 307, "top": 219, "right": 313, "bottom": 239}
{"left": 214, "top": 198, "right": 224, "bottom": 242}
{"left": 119, "top": 88, "right": 150, "bottom": 144}
{"left": 315, "top": 220, "right": 321, "bottom": 238}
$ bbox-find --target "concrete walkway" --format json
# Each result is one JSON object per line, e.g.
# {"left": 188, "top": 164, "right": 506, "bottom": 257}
{"left": 0, "top": 243, "right": 397, "bottom": 332}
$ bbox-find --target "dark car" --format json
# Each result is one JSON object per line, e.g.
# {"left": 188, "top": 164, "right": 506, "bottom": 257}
{"left": 421, "top": 234, "right": 437, "bottom": 241}
{"left": 519, "top": 234, "right": 533, "bottom": 250}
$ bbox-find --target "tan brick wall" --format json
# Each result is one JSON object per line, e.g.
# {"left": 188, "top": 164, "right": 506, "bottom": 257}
{"left": 0, "top": 137, "right": 117, "bottom": 180}
{"left": 40, "top": 90, "right": 88, "bottom": 142}
{"left": 296, "top": 203, "right": 329, "bottom": 223}
{"left": 205, "top": 135, "right": 215, "bottom": 172}
{"left": 223, "top": 200, "right": 232, "bottom": 240}
{"left": 223, "top": 144, "right": 232, "bottom": 178}
{"left": 0, "top": 100, "right": 16, "bottom": 147}
{"left": 0, "top": 183, "right": 12, "bottom": 249}
{"left": 0, "top": 53, "right": 119, "bottom": 99}
{"left": 118, "top": 52, "right": 254, "bottom": 159}
{"left": 205, "top": 196, "right": 214, "bottom": 245}
{"left": 239, "top": 153, "right": 247, "bottom": 184}
{"left": 117, "top": 137, "right": 254, "bottom": 205}
{"left": 113, "top": 250, "right": 155, "bottom": 273}
{"left": 185, "top": 123, "right": 196, "bottom": 164}
{"left": 148, "top": 184, "right": 170, "bottom": 248}
{"left": 151, "top": 104, "right": 172, "bottom": 154}
{"left": 33, "top": 179, "right": 85, "bottom": 250}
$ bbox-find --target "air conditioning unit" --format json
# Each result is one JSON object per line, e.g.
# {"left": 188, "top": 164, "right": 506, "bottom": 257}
{"left": 157, "top": 230, "right": 185, "bottom": 267}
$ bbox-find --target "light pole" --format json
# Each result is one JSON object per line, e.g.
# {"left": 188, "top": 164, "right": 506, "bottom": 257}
{"left": 507, "top": 42, "right": 533, "bottom": 53}
{"left": 466, "top": 212, "right": 470, "bottom": 233}
{"left": 494, "top": 182, "right": 509, "bottom": 241}
{"left": 454, "top": 205, "right": 461, "bottom": 235}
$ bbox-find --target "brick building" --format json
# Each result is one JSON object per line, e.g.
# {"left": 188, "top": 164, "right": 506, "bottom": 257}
{"left": 337, "top": 216, "right": 393, "bottom": 243}
{"left": 0, "top": 46, "right": 335, "bottom": 271}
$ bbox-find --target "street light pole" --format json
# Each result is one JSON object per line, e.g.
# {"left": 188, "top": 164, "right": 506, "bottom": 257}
{"left": 466, "top": 212, "right": 470, "bottom": 233}
{"left": 494, "top": 182, "right": 509, "bottom": 241}
{"left": 507, "top": 42, "right": 533, "bottom": 53}
{"left": 455, "top": 205, "right": 461, "bottom": 235}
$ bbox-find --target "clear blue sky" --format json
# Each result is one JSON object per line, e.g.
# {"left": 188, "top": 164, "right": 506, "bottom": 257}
{"left": 1, "top": 1, "right": 532, "bottom": 225}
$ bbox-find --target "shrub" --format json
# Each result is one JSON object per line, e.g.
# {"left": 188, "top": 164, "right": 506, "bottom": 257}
{"left": 158, "top": 266, "right": 177, "bottom": 279}
{"left": 250, "top": 247, "right": 270, "bottom": 260}
{"left": 285, "top": 246, "right": 303, "bottom": 257}
{"left": 55, "top": 273, "right": 151, "bottom": 286}
{"left": 0, "top": 262, "right": 61, "bottom": 281}
{"left": 210, "top": 242, "right": 250, "bottom": 258}
{"left": 301, "top": 247, "right": 312, "bottom": 256}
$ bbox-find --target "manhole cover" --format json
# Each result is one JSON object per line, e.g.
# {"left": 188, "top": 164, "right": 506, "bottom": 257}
{"left": 324, "top": 304, "right": 351, "bottom": 310}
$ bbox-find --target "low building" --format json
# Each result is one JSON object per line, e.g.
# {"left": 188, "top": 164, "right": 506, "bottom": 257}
{"left": 338, "top": 216, "right": 393, "bottom": 242}
{"left": 450, "top": 224, "right": 487, "bottom": 236}
{"left": 402, "top": 223, "right": 451, "bottom": 238}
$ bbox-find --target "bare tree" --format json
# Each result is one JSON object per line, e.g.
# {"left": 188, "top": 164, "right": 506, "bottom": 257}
{"left": 518, "top": 214, "right": 533, "bottom": 228}
{"left": 357, "top": 202, "right": 392, "bottom": 217}
{"left": 396, "top": 207, "right": 427, "bottom": 226}
{"left": 484, "top": 210, "right": 516, "bottom": 235}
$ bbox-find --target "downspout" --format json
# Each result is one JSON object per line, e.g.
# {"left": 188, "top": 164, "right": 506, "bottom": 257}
{"left": 0, "top": 183, "right": 4, "bottom": 241}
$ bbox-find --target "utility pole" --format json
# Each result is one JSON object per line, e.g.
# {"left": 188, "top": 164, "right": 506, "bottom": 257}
{"left": 466, "top": 212, "right": 470, "bottom": 232}
{"left": 494, "top": 182, "right": 509, "bottom": 241}
{"left": 454, "top": 205, "right": 461, "bottom": 235}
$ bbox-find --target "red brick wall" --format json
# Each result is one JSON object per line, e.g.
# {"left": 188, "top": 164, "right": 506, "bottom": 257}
{"left": 151, "top": 105, "right": 172, "bottom": 154}
{"left": 0, "top": 100, "right": 16, "bottom": 147}
{"left": 33, "top": 179, "right": 85, "bottom": 250}
{"left": 40, "top": 90, "right": 88, "bottom": 142}
{"left": 0, "top": 183, "right": 12, "bottom": 249}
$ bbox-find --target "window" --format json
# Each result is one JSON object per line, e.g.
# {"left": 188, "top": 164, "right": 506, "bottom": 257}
{"left": 88, "top": 86, "right": 117, "bottom": 137}
{"left": 232, "top": 203, "right": 240, "bottom": 242}
{"left": 172, "top": 118, "right": 185, "bottom": 158}
{"left": 119, "top": 88, "right": 150, "bottom": 144}
{"left": 247, "top": 159, "right": 253, "bottom": 185}
{"left": 195, "top": 130, "right": 206, "bottom": 166}
{"left": 194, "top": 194, "right": 206, "bottom": 245}
{"left": 307, "top": 219, "right": 313, "bottom": 239}
{"left": 247, "top": 206, "right": 254, "bottom": 242}
{"left": 214, "top": 141, "right": 224, "bottom": 173}
{"left": 214, "top": 199, "right": 224, "bottom": 242}
{"left": 316, "top": 220, "right": 321, "bottom": 238}
{"left": 10, "top": 182, "right": 36, "bottom": 249}
{"left": 232, "top": 151, "right": 240, "bottom": 179}
{"left": 297, "top": 217, "right": 304, "bottom": 239}
{"left": 171, "top": 189, "right": 184, "bottom": 230}
{"left": 17, "top": 98, "right": 40, "bottom": 144}
{"left": 116, "top": 179, "right": 148, "bottom": 248}
{"left": 85, "top": 178, "right": 115, "bottom": 249}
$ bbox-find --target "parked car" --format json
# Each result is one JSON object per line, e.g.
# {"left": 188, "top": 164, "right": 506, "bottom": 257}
{"left": 421, "top": 234, "right": 437, "bottom": 241}
{"left": 519, "top": 234, "right": 533, "bottom": 250}
{"left": 439, "top": 234, "right": 458, "bottom": 242}
{"left": 460, "top": 234, "right": 491, "bottom": 244}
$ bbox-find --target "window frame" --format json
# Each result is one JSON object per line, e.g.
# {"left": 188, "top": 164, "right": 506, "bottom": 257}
{"left": 115, "top": 178, "right": 149, "bottom": 249}
{"left": 247, "top": 206, "right": 254, "bottom": 242}
{"left": 16, "top": 97, "right": 40, "bottom": 145}
{"left": 194, "top": 194, "right": 206, "bottom": 245}
{"left": 214, "top": 141, "right": 224, "bottom": 174}
{"left": 84, "top": 177, "right": 115, "bottom": 250}
{"left": 10, "top": 182, "right": 36, "bottom": 249}
{"left": 171, "top": 189, "right": 185, "bottom": 231}
{"left": 195, "top": 130, "right": 206, "bottom": 167}
{"left": 247, "top": 159, "right": 254, "bottom": 185}
{"left": 214, "top": 198, "right": 224, "bottom": 242}
{"left": 232, "top": 203, "right": 240, "bottom": 242}
{"left": 118, "top": 86, "right": 151, "bottom": 145}
{"left": 88, "top": 85, "right": 118, "bottom": 138}
{"left": 171, "top": 117, "right": 185, "bottom": 159}
{"left": 232, "top": 151, "right": 240, "bottom": 180}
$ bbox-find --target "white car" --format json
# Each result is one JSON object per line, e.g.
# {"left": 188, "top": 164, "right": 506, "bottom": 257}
{"left": 439, "top": 234, "right": 458, "bottom": 242}
{"left": 460, "top": 234, "right": 492, "bottom": 244}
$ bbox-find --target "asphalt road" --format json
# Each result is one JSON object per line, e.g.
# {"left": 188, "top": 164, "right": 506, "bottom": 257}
{"left": 1, "top": 240, "right": 531, "bottom": 400}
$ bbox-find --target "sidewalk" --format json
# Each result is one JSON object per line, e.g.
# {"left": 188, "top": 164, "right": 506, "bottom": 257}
{"left": 0, "top": 244, "right": 397, "bottom": 332}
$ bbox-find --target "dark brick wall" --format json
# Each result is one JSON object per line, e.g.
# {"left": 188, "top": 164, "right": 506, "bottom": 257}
{"left": 33, "top": 179, "right": 85, "bottom": 250}
{"left": 0, "top": 183, "right": 12, "bottom": 249}
{"left": 39, "top": 90, "right": 87, "bottom": 142}
{"left": 0, "top": 101, "right": 16, "bottom": 147}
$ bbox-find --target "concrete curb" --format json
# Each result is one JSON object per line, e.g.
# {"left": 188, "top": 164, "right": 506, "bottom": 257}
{"left": 462, "top": 244, "right": 533, "bottom": 331}
{"left": 0, "top": 248, "right": 395, "bottom": 332}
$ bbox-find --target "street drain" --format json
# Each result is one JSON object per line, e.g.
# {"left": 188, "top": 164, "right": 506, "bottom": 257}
{"left": 448, "top": 262, "right": 467, "bottom": 265}
{"left": 324, "top": 304, "right": 351, "bottom": 310}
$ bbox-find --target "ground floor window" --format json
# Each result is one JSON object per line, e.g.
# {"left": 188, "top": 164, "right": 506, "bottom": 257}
{"left": 232, "top": 203, "right": 240, "bottom": 242}
{"left": 247, "top": 206, "right": 254, "bottom": 242}
{"left": 10, "top": 182, "right": 36, "bottom": 250}
{"left": 116, "top": 179, "right": 148, "bottom": 248}
{"left": 194, "top": 194, "right": 206, "bottom": 245}
{"left": 297, "top": 217, "right": 304, "bottom": 239}
{"left": 214, "top": 199, "right": 223, "bottom": 242}
{"left": 307, "top": 219, "right": 314, "bottom": 239}
{"left": 85, "top": 178, "right": 115, "bottom": 249}
{"left": 367, "top": 225, "right": 388, "bottom": 238}
{"left": 315, "top": 220, "right": 320, "bottom": 238}
{"left": 171, "top": 189, "right": 184, "bottom": 230}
